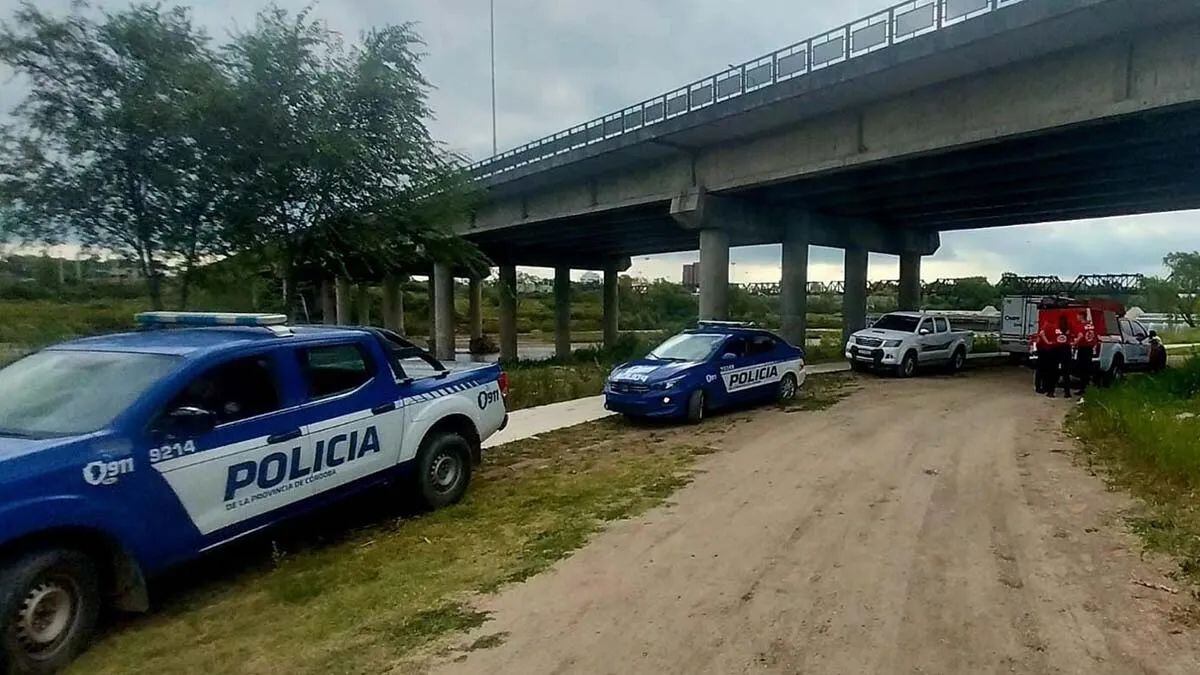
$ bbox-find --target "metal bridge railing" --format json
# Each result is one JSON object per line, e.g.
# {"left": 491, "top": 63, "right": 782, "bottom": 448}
{"left": 469, "top": 0, "right": 1026, "bottom": 179}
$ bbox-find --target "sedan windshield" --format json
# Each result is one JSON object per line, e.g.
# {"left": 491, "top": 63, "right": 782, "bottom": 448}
{"left": 871, "top": 315, "right": 921, "bottom": 332}
{"left": 648, "top": 334, "right": 726, "bottom": 362}
{"left": 0, "top": 350, "right": 180, "bottom": 438}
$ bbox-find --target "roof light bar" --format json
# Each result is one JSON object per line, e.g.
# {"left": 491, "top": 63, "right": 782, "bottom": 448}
{"left": 135, "top": 312, "right": 290, "bottom": 328}
{"left": 697, "top": 320, "right": 757, "bottom": 328}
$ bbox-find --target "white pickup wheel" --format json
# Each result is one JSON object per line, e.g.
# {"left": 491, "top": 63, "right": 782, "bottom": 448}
{"left": 949, "top": 348, "right": 967, "bottom": 374}
{"left": 898, "top": 352, "right": 919, "bottom": 378}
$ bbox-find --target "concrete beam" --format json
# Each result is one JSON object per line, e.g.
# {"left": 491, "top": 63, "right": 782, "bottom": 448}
{"left": 433, "top": 263, "right": 455, "bottom": 362}
{"left": 320, "top": 279, "right": 336, "bottom": 325}
{"left": 698, "top": 228, "right": 730, "bottom": 321}
{"left": 603, "top": 260, "right": 620, "bottom": 349}
{"left": 356, "top": 284, "right": 371, "bottom": 326}
{"left": 382, "top": 275, "right": 405, "bottom": 334}
{"left": 334, "top": 277, "right": 352, "bottom": 326}
{"left": 554, "top": 267, "right": 571, "bottom": 360}
{"left": 843, "top": 247, "right": 869, "bottom": 347}
{"left": 780, "top": 218, "right": 810, "bottom": 346}
{"left": 899, "top": 253, "right": 922, "bottom": 311}
{"left": 468, "top": 277, "right": 483, "bottom": 341}
{"left": 499, "top": 264, "right": 518, "bottom": 361}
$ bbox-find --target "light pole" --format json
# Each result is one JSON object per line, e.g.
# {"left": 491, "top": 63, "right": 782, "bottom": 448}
{"left": 490, "top": 0, "right": 498, "bottom": 156}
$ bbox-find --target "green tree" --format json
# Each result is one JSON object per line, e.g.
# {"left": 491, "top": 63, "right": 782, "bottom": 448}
{"left": 220, "top": 8, "right": 473, "bottom": 316}
{"left": 0, "top": 3, "right": 227, "bottom": 309}
{"left": 1147, "top": 252, "right": 1200, "bottom": 327}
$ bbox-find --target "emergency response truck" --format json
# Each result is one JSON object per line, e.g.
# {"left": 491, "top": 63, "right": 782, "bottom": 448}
{"left": 604, "top": 321, "right": 806, "bottom": 423}
{"left": 0, "top": 313, "right": 508, "bottom": 673}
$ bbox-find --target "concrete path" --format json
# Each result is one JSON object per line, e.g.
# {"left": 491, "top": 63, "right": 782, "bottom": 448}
{"left": 484, "top": 359, "right": 963, "bottom": 449}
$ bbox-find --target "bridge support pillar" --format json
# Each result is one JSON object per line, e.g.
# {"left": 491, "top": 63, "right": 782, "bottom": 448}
{"left": 426, "top": 276, "right": 437, "bottom": 351}
{"left": 468, "top": 277, "right": 483, "bottom": 342}
{"left": 499, "top": 264, "right": 519, "bottom": 361}
{"left": 843, "top": 247, "right": 869, "bottom": 347}
{"left": 382, "top": 275, "right": 405, "bottom": 334}
{"left": 555, "top": 267, "right": 572, "bottom": 359}
{"left": 780, "top": 219, "right": 810, "bottom": 346}
{"left": 356, "top": 284, "right": 371, "bottom": 326}
{"left": 334, "top": 277, "right": 352, "bottom": 326}
{"left": 899, "top": 252, "right": 922, "bottom": 311}
{"left": 320, "top": 279, "right": 336, "bottom": 325}
{"left": 433, "top": 262, "right": 455, "bottom": 362}
{"left": 603, "top": 260, "right": 620, "bottom": 349}
{"left": 699, "top": 229, "right": 730, "bottom": 321}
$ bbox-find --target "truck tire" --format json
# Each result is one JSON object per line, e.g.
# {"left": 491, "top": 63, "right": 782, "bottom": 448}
{"left": 0, "top": 548, "right": 101, "bottom": 675}
{"left": 685, "top": 390, "right": 705, "bottom": 424}
{"left": 1102, "top": 356, "right": 1124, "bottom": 388}
{"left": 949, "top": 347, "right": 967, "bottom": 374}
{"left": 777, "top": 373, "right": 798, "bottom": 402}
{"left": 1150, "top": 346, "right": 1168, "bottom": 373}
{"left": 898, "top": 352, "right": 918, "bottom": 378}
{"left": 849, "top": 361, "right": 866, "bottom": 373}
{"left": 414, "top": 431, "right": 473, "bottom": 510}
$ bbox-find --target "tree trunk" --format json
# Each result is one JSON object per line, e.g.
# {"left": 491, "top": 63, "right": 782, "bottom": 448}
{"left": 282, "top": 249, "right": 299, "bottom": 322}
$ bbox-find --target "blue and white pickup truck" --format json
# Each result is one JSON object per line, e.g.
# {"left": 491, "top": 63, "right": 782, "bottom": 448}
{"left": 0, "top": 313, "right": 507, "bottom": 672}
{"left": 605, "top": 322, "right": 806, "bottom": 423}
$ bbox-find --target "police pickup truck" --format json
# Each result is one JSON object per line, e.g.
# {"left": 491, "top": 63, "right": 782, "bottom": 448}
{"left": 845, "top": 311, "right": 974, "bottom": 377}
{"left": 0, "top": 313, "right": 507, "bottom": 673}
{"left": 605, "top": 322, "right": 806, "bottom": 423}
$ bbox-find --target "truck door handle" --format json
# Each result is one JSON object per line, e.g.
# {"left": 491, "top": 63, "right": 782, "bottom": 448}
{"left": 372, "top": 402, "right": 397, "bottom": 415}
{"left": 267, "top": 429, "right": 302, "bottom": 445}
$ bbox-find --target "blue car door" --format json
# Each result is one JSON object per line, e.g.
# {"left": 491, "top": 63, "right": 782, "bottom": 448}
{"left": 287, "top": 339, "right": 407, "bottom": 501}
{"left": 145, "top": 349, "right": 310, "bottom": 544}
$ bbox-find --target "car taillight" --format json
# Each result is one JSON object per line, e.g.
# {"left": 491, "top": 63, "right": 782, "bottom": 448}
{"left": 498, "top": 371, "right": 510, "bottom": 398}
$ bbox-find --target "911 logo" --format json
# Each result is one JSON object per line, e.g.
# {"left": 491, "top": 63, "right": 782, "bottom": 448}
{"left": 83, "top": 458, "right": 136, "bottom": 486}
{"left": 478, "top": 388, "right": 501, "bottom": 410}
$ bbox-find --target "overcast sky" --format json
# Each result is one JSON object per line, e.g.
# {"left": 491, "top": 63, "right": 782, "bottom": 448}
{"left": 2, "top": 0, "right": 1197, "bottom": 283}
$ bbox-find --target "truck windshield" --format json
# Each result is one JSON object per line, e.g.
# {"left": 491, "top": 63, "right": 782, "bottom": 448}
{"left": 0, "top": 350, "right": 180, "bottom": 438}
{"left": 872, "top": 315, "right": 921, "bottom": 332}
{"left": 648, "top": 334, "right": 726, "bottom": 362}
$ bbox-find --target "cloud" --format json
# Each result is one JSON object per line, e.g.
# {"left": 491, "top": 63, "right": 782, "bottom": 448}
{"left": 2, "top": 0, "right": 1197, "bottom": 283}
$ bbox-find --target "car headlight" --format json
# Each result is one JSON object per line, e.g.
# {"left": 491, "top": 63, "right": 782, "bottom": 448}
{"left": 883, "top": 340, "right": 902, "bottom": 348}
{"left": 847, "top": 337, "right": 857, "bottom": 346}
{"left": 655, "top": 377, "right": 686, "bottom": 390}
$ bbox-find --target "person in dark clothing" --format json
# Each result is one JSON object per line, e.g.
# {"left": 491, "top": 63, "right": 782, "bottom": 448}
{"left": 1073, "top": 321, "right": 1098, "bottom": 395}
{"left": 1050, "top": 316, "right": 1074, "bottom": 398}
{"left": 1033, "top": 332, "right": 1053, "bottom": 395}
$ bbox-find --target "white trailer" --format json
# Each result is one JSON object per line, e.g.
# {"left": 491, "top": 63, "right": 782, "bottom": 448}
{"left": 1000, "top": 296, "right": 1040, "bottom": 356}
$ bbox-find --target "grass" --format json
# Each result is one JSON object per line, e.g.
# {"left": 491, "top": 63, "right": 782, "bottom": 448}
{"left": 0, "top": 298, "right": 147, "bottom": 349}
{"left": 1161, "top": 327, "right": 1200, "bottom": 345}
{"left": 70, "top": 374, "right": 856, "bottom": 674}
{"left": 69, "top": 419, "right": 708, "bottom": 675}
{"left": 504, "top": 362, "right": 610, "bottom": 412}
{"left": 1068, "top": 357, "right": 1200, "bottom": 585}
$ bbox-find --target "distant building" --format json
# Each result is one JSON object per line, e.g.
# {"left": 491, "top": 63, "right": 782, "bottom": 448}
{"left": 682, "top": 263, "right": 700, "bottom": 289}
{"left": 579, "top": 271, "right": 601, "bottom": 286}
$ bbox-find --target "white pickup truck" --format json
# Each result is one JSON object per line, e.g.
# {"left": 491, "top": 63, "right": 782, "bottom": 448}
{"left": 845, "top": 311, "right": 974, "bottom": 377}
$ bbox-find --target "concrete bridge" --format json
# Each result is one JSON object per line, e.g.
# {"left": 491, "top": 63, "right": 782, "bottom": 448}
{"left": 429, "top": 0, "right": 1200, "bottom": 361}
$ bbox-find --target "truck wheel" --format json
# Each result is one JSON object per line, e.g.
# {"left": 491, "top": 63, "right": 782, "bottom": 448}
{"left": 414, "top": 432, "right": 473, "bottom": 510}
{"left": 949, "top": 347, "right": 967, "bottom": 374}
{"left": 1102, "top": 358, "right": 1124, "bottom": 388}
{"left": 898, "top": 352, "right": 918, "bottom": 378}
{"left": 777, "top": 373, "right": 798, "bottom": 402}
{"left": 849, "top": 361, "right": 866, "bottom": 373}
{"left": 0, "top": 549, "right": 100, "bottom": 675}
{"left": 685, "top": 390, "right": 705, "bottom": 424}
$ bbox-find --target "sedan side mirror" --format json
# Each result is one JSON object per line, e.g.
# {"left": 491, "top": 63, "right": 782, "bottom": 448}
{"left": 722, "top": 352, "right": 737, "bottom": 361}
{"left": 162, "top": 406, "right": 216, "bottom": 439}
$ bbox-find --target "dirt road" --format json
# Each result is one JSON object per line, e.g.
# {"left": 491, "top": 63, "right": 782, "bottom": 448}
{"left": 431, "top": 369, "right": 1200, "bottom": 674}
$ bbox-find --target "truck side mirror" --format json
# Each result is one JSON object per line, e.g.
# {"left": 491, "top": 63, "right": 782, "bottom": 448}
{"left": 162, "top": 406, "right": 216, "bottom": 438}
{"left": 919, "top": 328, "right": 931, "bottom": 336}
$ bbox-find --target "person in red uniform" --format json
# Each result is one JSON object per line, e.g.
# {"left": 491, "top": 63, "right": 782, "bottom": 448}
{"left": 1034, "top": 320, "right": 1059, "bottom": 396}
{"left": 1049, "top": 316, "right": 1074, "bottom": 398}
{"left": 1073, "top": 320, "right": 1098, "bottom": 394}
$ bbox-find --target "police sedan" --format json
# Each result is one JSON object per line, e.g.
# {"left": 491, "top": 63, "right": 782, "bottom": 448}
{"left": 0, "top": 313, "right": 507, "bottom": 673}
{"left": 604, "top": 322, "right": 806, "bottom": 423}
